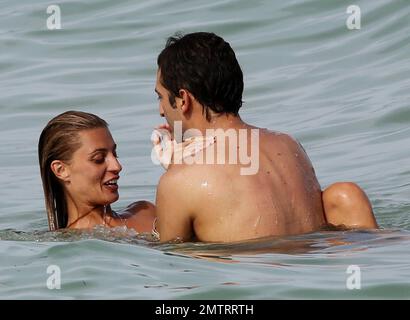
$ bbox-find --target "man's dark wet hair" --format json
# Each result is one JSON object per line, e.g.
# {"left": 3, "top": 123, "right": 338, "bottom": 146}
{"left": 157, "top": 32, "right": 244, "bottom": 121}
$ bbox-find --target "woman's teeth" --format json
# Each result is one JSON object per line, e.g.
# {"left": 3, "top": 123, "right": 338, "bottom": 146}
{"left": 104, "top": 179, "right": 117, "bottom": 185}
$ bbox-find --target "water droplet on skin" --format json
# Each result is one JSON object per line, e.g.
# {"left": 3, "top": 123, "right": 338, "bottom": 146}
{"left": 201, "top": 181, "right": 208, "bottom": 187}
{"left": 254, "top": 215, "right": 261, "bottom": 228}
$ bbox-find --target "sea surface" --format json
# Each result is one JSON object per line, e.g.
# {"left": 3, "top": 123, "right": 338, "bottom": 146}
{"left": 0, "top": 0, "right": 409, "bottom": 299}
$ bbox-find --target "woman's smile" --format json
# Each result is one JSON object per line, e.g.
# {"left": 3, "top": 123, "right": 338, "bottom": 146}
{"left": 102, "top": 176, "right": 120, "bottom": 192}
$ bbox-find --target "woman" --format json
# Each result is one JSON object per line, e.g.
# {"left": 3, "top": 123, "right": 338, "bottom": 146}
{"left": 38, "top": 110, "right": 156, "bottom": 233}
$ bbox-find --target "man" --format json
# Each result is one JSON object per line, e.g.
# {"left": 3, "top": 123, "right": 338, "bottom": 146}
{"left": 152, "top": 32, "right": 377, "bottom": 243}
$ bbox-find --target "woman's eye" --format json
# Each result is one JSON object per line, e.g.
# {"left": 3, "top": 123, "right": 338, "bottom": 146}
{"left": 93, "top": 157, "right": 105, "bottom": 164}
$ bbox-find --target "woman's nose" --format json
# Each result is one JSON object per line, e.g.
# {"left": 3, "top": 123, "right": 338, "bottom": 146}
{"left": 109, "top": 156, "right": 122, "bottom": 173}
{"left": 159, "top": 104, "right": 165, "bottom": 117}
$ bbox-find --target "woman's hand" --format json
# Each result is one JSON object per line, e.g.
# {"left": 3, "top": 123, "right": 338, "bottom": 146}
{"left": 151, "top": 123, "right": 216, "bottom": 170}
{"left": 151, "top": 124, "right": 175, "bottom": 170}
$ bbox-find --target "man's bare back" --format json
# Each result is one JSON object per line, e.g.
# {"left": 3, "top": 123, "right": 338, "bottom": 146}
{"left": 155, "top": 123, "right": 326, "bottom": 242}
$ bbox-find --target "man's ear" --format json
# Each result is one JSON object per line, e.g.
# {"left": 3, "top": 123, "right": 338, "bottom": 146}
{"left": 50, "top": 160, "right": 70, "bottom": 182}
{"left": 177, "top": 89, "right": 192, "bottom": 114}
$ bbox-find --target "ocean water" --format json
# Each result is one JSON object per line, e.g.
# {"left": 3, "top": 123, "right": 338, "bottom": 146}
{"left": 0, "top": 0, "right": 409, "bottom": 299}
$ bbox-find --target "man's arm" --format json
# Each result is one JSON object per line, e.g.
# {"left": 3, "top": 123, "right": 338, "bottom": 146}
{"left": 155, "top": 170, "right": 195, "bottom": 242}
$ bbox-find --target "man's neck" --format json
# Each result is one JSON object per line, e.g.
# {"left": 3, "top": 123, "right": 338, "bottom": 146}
{"left": 187, "top": 113, "right": 249, "bottom": 135}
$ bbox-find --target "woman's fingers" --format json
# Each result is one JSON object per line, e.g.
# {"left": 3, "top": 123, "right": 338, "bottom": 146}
{"left": 155, "top": 123, "right": 173, "bottom": 139}
{"left": 151, "top": 129, "right": 174, "bottom": 170}
{"left": 151, "top": 129, "right": 216, "bottom": 169}
{"left": 156, "top": 123, "right": 171, "bottom": 130}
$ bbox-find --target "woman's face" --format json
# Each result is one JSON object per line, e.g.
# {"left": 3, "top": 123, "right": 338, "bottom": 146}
{"left": 65, "top": 127, "right": 122, "bottom": 207}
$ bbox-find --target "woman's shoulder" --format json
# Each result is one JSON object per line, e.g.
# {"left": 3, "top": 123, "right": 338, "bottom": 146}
{"left": 119, "top": 201, "right": 156, "bottom": 233}
{"left": 124, "top": 200, "right": 156, "bottom": 214}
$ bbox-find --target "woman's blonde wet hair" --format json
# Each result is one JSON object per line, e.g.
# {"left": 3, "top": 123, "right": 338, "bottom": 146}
{"left": 38, "top": 111, "right": 108, "bottom": 230}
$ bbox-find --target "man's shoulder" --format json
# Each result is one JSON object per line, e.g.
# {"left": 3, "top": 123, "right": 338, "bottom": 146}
{"left": 161, "top": 162, "right": 203, "bottom": 181}
{"left": 258, "top": 129, "right": 301, "bottom": 150}
{"left": 158, "top": 164, "right": 204, "bottom": 194}
{"left": 260, "top": 128, "right": 296, "bottom": 141}
{"left": 158, "top": 163, "right": 221, "bottom": 200}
